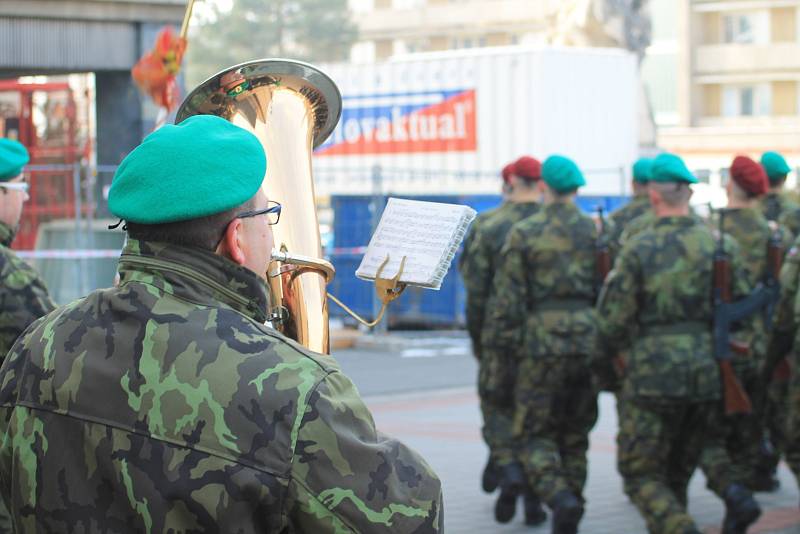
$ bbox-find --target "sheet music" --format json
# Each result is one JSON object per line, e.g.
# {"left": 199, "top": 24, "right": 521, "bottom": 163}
{"left": 356, "top": 198, "right": 476, "bottom": 289}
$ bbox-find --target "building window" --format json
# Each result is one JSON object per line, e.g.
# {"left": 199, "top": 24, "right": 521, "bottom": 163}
{"left": 740, "top": 87, "right": 754, "bottom": 115}
{"left": 723, "top": 13, "right": 754, "bottom": 43}
{"left": 451, "top": 36, "right": 479, "bottom": 49}
{"left": 722, "top": 11, "right": 770, "bottom": 44}
{"left": 723, "top": 84, "right": 771, "bottom": 117}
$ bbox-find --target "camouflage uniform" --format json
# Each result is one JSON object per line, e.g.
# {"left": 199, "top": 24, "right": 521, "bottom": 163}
{"left": 619, "top": 210, "right": 656, "bottom": 247}
{"left": 619, "top": 209, "right": 708, "bottom": 249}
{"left": 0, "top": 221, "right": 54, "bottom": 358}
{"left": 597, "top": 216, "right": 749, "bottom": 534}
{"left": 759, "top": 192, "right": 800, "bottom": 482}
{"left": 699, "top": 208, "right": 789, "bottom": 488}
{"left": 767, "top": 235, "right": 800, "bottom": 486}
{"left": 460, "top": 203, "right": 505, "bottom": 357}
{"left": 0, "top": 239, "right": 443, "bottom": 533}
{"left": 609, "top": 195, "right": 651, "bottom": 250}
{"left": 762, "top": 191, "right": 800, "bottom": 238}
{"left": 487, "top": 202, "right": 599, "bottom": 506}
{"left": 461, "top": 202, "right": 539, "bottom": 472}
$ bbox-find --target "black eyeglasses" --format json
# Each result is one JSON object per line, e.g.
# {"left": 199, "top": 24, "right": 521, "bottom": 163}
{"left": 236, "top": 201, "right": 282, "bottom": 225}
{"left": 213, "top": 201, "right": 282, "bottom": 250}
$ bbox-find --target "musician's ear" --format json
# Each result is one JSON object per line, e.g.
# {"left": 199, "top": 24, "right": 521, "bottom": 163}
{"left": 218, "top": 218, "right": 246, "bottom": 266}
{"left": 648, "top": 187, "right": 660, "bottom": 207}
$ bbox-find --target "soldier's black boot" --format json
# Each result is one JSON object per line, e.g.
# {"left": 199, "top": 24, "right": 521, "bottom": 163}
{"left": 523, "top": 487, "right": 547, "bottom": 526}
{"left": 721, "top": 484, "right": 761, "bottom": 534}
{"left": 748, "top": 472, "right": 780, "bottom": 492}
{"left": 494, "top": 462, "right": 525, "bottom": 523}
{"left": 482, "top": 455, "right": 500, "bottom": 493}
{"left": 750, "top": 438, "right": 781, "bottom": 492}
{"left": 549, "top": 489, "right": 583, "bottom": 534}
{"left": 494, "top": 488, "right": 517, "bottom": 524}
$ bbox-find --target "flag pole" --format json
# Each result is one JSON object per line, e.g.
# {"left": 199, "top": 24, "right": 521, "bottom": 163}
{"left": 180, "top": 0, "right": 197, "bottom": 40}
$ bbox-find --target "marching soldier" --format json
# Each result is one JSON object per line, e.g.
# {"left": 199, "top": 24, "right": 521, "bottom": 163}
{"left": 608, "top": 157, "right": 653, "bottom": 249}
{"left": 488, "top": 155, "right": 598, "bottom": 534}
{"left": 0, "top": 138, "right": 55, "bottom": 359}
{"left": 459, "top": 161, "right": 512, "bottom": 496}
{"left": 462, "top": 156, "right": 547, "bottom": 525}
{"left": 596, "top": 153, "right": 761, "bottom": 534}
{"left": 702, "top": 156, "right": 787, "bottom": 492}
{"left": 0, "top": 116, "right": 443, "bottom": 532}
{"left": 765, "top": 233, "right": 800, "bottom": 501}
{"left": 758, "top": 150, "right": 799, "bottom": 488}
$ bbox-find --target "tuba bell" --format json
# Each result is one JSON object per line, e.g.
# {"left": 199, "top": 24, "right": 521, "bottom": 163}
{"left": 176, "top": 59, "right": 342, "bottom": 354}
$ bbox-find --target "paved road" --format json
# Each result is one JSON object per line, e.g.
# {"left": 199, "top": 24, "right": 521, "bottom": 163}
{"left": 333, "top": 330, "right": 477, "bottom": 396}
{"left": 332, "top": 331, "right": 800, "bottom": 534}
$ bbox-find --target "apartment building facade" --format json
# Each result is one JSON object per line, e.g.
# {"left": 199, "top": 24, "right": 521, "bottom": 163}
{"left": 348, "top": 0, "right": 555, "bottom": 62}
{"left": 662, "top": 0, "right": 800, "bottom": 171}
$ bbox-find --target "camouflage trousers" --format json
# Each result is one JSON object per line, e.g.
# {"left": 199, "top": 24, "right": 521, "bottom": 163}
{"left": 618, "top": 398, "right": 732, "bottom": 534}
{"left": 512, "top": 355, "right": 598, "bottom": 504}
{"left": 478, "top": 347, "right": 517, "bottom": 467}
{"left": 764, "top": 367, "right": 790, "bottom": 475}
{"left": 700, "top": 363, "right": 762, "bottom": 486}
{"left": 784, "top": 356, "right": 800, "bottom": 482}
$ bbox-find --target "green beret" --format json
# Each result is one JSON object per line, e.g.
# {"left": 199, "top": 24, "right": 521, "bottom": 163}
{"left": 0, "top": 139, "right": 29, "bottom": 182}
{"left": 542, "top": 155, "right": 586, "bottom": 194}
{"left": 650, "top": 153, "right": 697, "bottom": 184}
{"left": 632, "top": 158, "right": 653, "bottom": 183}
{"left": 109, "top": 115, "right": 266, "bottom": 224}
{"left": 760, "top": 151, "right": 792, "bottom": 182}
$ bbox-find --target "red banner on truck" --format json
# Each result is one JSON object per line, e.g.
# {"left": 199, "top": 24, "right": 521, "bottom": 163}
{"left": 316, "top": 89, "right": 477, "bottom": 156}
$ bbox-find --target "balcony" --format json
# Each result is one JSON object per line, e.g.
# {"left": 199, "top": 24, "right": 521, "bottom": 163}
{"left": 659, "top": 121, "right": 800, "bottom": 156}
{"left": 695, "top": 43, "right": 800, "bottom": 78}
{"left": 356, "top": 0, "right": 551, "bottom": 39}
{"left": 692, "top": 0, "right": 794, "bottom": 12}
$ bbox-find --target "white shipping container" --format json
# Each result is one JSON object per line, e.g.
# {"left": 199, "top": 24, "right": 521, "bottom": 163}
{"left": 313, "top": 46, "right": 639, "bottom": 198}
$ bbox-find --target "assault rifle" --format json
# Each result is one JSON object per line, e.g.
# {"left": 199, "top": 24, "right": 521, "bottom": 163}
{"left": 713, "top": 209, "right": 761, "bottom": 415}
{"left": 595, "top": 206, "right": 612, "bottom": 292}
{"left": 763, "top": 223, "right": 790, "bottom": 383}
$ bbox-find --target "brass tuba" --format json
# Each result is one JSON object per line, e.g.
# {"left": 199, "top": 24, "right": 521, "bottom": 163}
{"left": 176, "top": 59, "right": 341, "bottom": 354}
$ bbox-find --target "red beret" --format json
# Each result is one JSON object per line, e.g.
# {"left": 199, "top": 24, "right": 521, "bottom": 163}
{"left": 514, "top": 156, "right": 542, "bottom": 182}
{"left": 730, "top": 155, "right": 768, "bottom": 196}
{"left": 501, "top": 163, "right": 514, "bottom": 184}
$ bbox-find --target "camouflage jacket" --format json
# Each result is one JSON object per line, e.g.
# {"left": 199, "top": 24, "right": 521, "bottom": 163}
{"left": 720, "top": 208, "right": 791, "bottom": 360}
{"left": 761, "top": 191, "right": 800, "bottom": 238}
{"left": 461, "top": 202, "right": 539, "bottom": 351}
{"left": 618, "top": 210, "right": 656, "bottom": 247}
{"left": 458, "top": 203, "right": 503, "bottom": 274}
{"left": 609, "top": 195, "right": 651, "bottom": 250}
{"left": 487, "top": 202, "right": 598, "bottom": 358}
{"left": 0, "top": 222, "right": 54, "bottom": 360}
{"left": 767, "top": 235, "right": 800, "bottom": 369}
{"left": 0, "top": 239, "right": 443, "bottom": 533}
{"left": 597, "top": 216, "right": 750, "bottom": 401}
